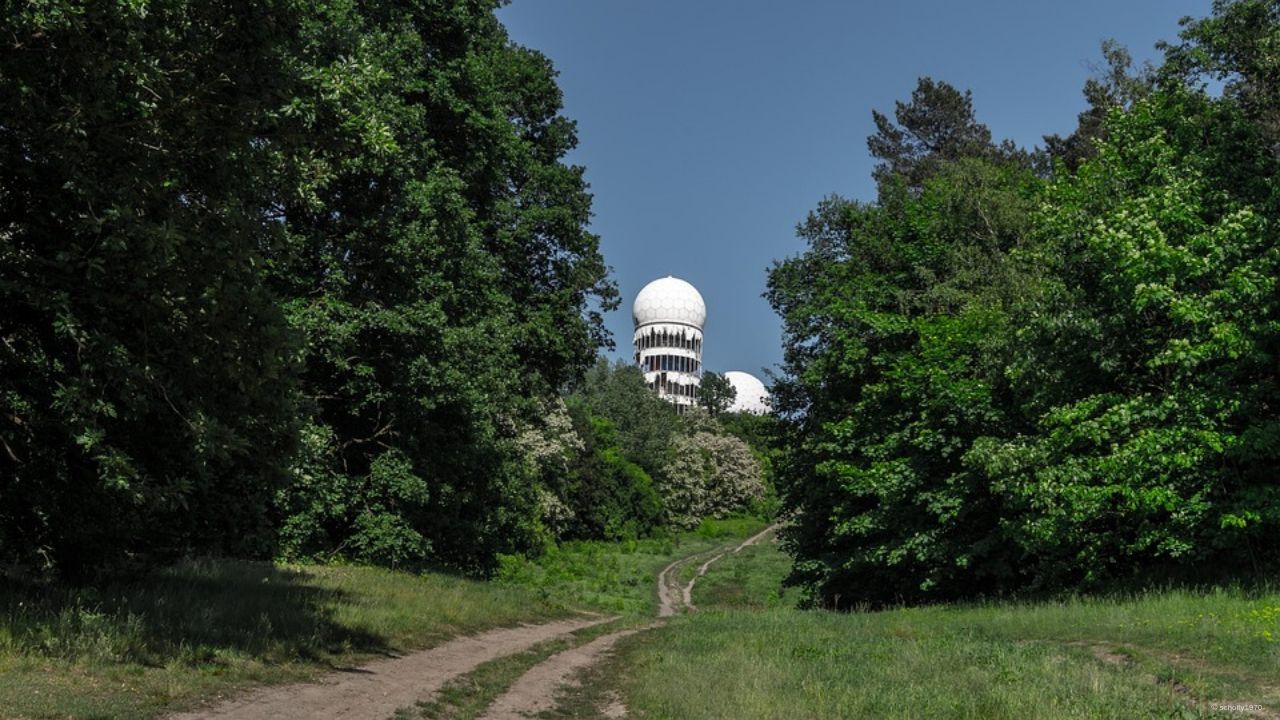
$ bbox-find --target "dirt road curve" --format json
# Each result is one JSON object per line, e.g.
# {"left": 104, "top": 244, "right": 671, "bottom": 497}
{"left": 167, "top": 615, "right": 615, "bottom": 720}
{"left": 171, "top": 524, "right": 780, "bottom": 720}
{"left": 655, "top": 554, "right": 690, "bottom": 618}
{"left": 681, "top": 523, "right": 778, "bottom": 612}
{"left": 488, "top": 523, "right": 783, "bottom": 718}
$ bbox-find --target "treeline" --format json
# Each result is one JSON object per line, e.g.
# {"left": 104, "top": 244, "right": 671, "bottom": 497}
{"left": 770, "top": 0, "right": 1280, "bottom": 606}
{"left": 0, "top": 1, "right": 762, "bottom": 582}
{"left": 553, "top": 360, "right": 767, "bottom": 538}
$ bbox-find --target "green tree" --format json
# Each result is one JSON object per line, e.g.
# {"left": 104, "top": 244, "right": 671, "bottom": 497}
{"left": 771, "top": 0, "right": 1280, "bottom": 604}
{"left": 1162, "top": 0, "right": 1280, "bottom": 152}
{"left": 769, "top": 155, "right": 1041, "bottom": 605}
{"left": 970, "top": 85, "right": 1280, "bottom": 590}
{"left": 662, "top": 411, "right": 765, "bottom": 529}
{"left": 770, "top": 73, "right": 1044, "bottom": 603}
{"left": 1043, "top": 40, "right": 1154, "bottom": 173}
{"left": 697, "top": 372, "right": 737, "bottom": 416}
{"left": 570, "top": 358, "right": 676, "bottom": 478}
{"left": 867, "top": 77, "right": 1031, "bottom": 194}
{"left": 269, "top": 1, "right": 615, "bottom": 574}
{"left": 558, "top": 401, "right": 663, "bottom": 541}
{"left": 0, "top": 0, "right": 302, "bottom": 579}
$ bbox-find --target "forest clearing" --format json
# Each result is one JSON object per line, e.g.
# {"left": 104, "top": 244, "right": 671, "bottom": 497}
{"left": 4, "top": 520, "right": 1277, "bottom": 718}
{"left": 5, "top": 1, "right": 1280, "bottom": 717}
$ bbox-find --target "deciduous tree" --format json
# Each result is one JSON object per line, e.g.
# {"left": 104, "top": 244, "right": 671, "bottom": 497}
{"left": 0, "top": 0, "right": 302, "bottom": 578}
{"left": 697, "top": 372, "right": 737, "bottom": 416}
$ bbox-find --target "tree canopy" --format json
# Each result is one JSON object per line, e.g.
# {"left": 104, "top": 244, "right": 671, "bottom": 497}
{"left": 770, "top": 0, "right": 1280, "bottom": 606}
{"left": 1, "top": 0, "right": 304, "bottom": 578}
{"left": 697, "top": 372, "right": 737, "bottom": 416}
{"left": 0, "top": 0, "right": 618, "bottom": 580}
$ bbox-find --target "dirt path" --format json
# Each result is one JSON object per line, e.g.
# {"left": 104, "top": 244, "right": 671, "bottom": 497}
{"left": 172, "top": 526, "right": 780, "bottom": 720}
{"left": 167, "top": 615, "right": 615, "bottom": 720}
{"left": 681, "top": 523, "right": 778, "bottom": 612}
{"left": 656, "top": 524, "right": 779, "bottom": 617}
{"left": 484, "top": 524, "right": 783, "bottom": 718}
{"left": 477, "top": 625, "right": 655, "bottom": 720}
{"left": 655, "top": 553, "right": 697, "bottom": 617}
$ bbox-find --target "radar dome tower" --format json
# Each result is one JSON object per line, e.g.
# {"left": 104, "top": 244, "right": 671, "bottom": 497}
{"left": 632, "top": 276, "right": 705, "bottom": 410}
{"left": 724, "top": 371, "right": 771, "bottom": 414}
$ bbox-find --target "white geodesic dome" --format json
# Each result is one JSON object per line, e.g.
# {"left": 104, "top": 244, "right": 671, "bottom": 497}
{"left": 632, "top": 276, "right": 706, "bottom": 329}
{"left": 724, "top": 371, "right": 770, "bottom": 414}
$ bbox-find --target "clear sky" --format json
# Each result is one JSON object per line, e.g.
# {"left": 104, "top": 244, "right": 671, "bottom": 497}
{"left": 497, "top": 0, "right": 1212, "bottom": 382}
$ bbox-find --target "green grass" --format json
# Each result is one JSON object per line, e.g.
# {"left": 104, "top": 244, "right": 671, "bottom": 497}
{"left": 496, "top": 517, "right": 768, "bottom": 616}
{"left": 590, "top": 536, "right": 1280, "bottom": 720}
{"left": 0, "top": 516, "right": 772, "bottom": 719}
{"left": 690, "top": 534, "right": 802, "bottom": 611}
{"left": 0, "top": 559, "right": 566, "bottom": 719}
{"left": 396, "top": 617, "right": 638, "bottom": 720}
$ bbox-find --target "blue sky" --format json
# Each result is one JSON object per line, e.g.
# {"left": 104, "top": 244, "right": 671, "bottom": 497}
{"left": 497, "top": 0, "right": 1212, "bottom": 381}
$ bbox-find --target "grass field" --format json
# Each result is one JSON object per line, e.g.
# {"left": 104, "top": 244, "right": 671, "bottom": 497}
{"left": 0, "top": 517, "right": 769, "bottom": 719}
{"left": 15, "top": 518, "right": 1267, "bottom": 720}
{"left": 0, "top": 559, "right": 566, "bottom": 719}
{"left": 589, "top": 533, "right": 1280, "bottom": 720}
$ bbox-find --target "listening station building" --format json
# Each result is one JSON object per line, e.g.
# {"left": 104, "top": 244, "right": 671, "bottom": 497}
{"left": 632, "top": 275, "right": 771, "bottom": 414}
{"left": 633, "top": 276, "right": 705, "bottom": 409}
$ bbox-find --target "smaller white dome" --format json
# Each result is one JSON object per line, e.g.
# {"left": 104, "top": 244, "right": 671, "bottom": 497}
{"left": 633, "top": 276, "right": 706, "bottom": 329}
{"left": 724, "top": 371, "right": 770, "bottom": 414}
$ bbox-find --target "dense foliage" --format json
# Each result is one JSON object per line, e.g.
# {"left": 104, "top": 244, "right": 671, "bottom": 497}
{"left": 0, "top": 0, "right": 303, "bottom": 578}
{"left": 264, "top": 1, "right": 615, "bottom": 574}
{"left": 0, "top": 0, "right": 617, "bottom": 579}
{"left": 697, "top": 372, "right": 736, "bottom": 416}
{"left": 561, "top": 359, "right": 766, "bottom": 538}
{"left": 663, "top": 413, "right": 766, "bottom": 529}
{"left": 770, "top": 0, "right": 1280, "bottom": 606}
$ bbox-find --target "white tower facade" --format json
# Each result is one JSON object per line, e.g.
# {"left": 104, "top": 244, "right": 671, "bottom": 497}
{"left": 633, "top": 276, "right": 705, "bottom": 409}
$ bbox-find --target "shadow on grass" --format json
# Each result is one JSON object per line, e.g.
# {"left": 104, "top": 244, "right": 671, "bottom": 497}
{"left": 1, "top": 558, "right": 388, "bottom": 668}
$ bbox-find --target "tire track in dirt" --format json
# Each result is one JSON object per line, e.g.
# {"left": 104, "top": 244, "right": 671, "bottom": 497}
{"left": 166, "top": 615, "right": 616, "bottom": 720}
{"left": 483, "top": 524, "right": 782, "bottom": 718}
{"left": 477, "top": 624, "right": 655, "bottom": 720}
{"left": 681, "top": 523, "right": 779, "bottom": 612}
{"left": 655, "top": 552, "right": 700, "bottom": 617}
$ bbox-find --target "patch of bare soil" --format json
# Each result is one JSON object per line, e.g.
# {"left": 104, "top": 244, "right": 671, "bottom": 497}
{"left": 1080, "top": 642, "right": 1280, "bottom": 719}
{"left": 1088, "top": 644, "right": 1135, "bottom": 668}
{"left": 166, "top": 615, "right": 615, "bottom": 720}
{"left": 477, "top": 625, "right": 655, "bottom": 720}
{"left": 600, "top": 690, "right": 629, "bottom": 719}
{"left": 655, "top": 553, "right": 696, "bottom": 617}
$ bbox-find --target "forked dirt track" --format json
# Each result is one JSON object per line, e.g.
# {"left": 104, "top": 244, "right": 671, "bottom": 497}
{"left": 484, "top": 523, "right": 782, "bottom": 719}
{"left": 476, "top": 624, "right": 655, "bottom": 720}
{"left": 680, "top": 523, "right": 778, "bottom": 612}
{"left": 656, "top": 523, "right": 778, "bottom": 617}
{"left": 167, "top": 615, "right": 615, "bottom": 720}
{"left": 170, "top": 524, "right": 779, "bottom": 720}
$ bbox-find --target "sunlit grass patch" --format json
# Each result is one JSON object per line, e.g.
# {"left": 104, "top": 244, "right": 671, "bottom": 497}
{"left": 495, "top": 516, "right": 767, "bottom": 615}
{"left": 0, "top": 560, "right": 564, "bottom": 719}
{"left": 602, "top": 528, "right": 1280, "bottom": 719}
{"left": 611, "top": 610, "right": 1203, "bottom": 719}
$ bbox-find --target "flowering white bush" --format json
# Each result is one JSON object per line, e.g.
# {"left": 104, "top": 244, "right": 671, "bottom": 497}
{"left": 514, "top": 399, "right": 584, "bottom": 537}
{"left": 662, "top": 429, "right": 764, "bottom": 529}
{"left": 515, "top": 399, "right": 584, "bottom": 469}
